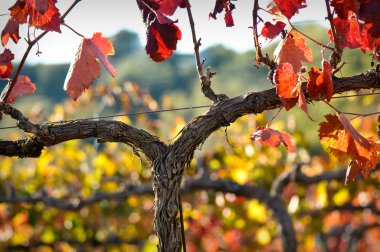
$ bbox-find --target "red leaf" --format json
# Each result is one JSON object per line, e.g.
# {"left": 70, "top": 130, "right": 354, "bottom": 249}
{"left": 209, "top": 0, "right": 235, "bottom": 27}
{"left": 331, "top": 0, "right": 357, "bottom": 20}
{"left": 157, "top": 0, "right": 183, "bottom": 16}
{"left": 224, "top": 9, "right": 234, "bottom": 27}
{"left": 250, "top": 126, "right": 296, "bottom": 153}
{"left": 136, "top": 1, "right": 182, "bottom": 61}
{"left": 64, "top": 33, "right": 116, "bottom": 100}
{"left": 358, "top": 0, "right": 380, "bottom": 51}
{"left": 146, "top": 20, "right": 181, "bottom": 62}
{"left": 26, "top": 0, "right": 49, "bottom": 13}
{"left": 9, "top": 0, "right": 61, "bottom": 32}
{"left": 358, "top": 0, "right": 380, "bottom": 38}
{"left": 271, "top": 0, "right": 307, "bottom": 20}
{"left": 1, "top": 75, "right": 36, "bottom": 103}
{"left": 274, "top": 30, "right": 313, "bottom": 72}
{"left": 1, "top": 19, "right": 20, "bottom": 46}
{"left": 329, "top": 16, "right": 362, "bottom": 49}
{"left": 0, "top": 49, "right": 14, "bottom": 79}
{"left": 307, "top": 61, "right": 334, "bottom": 102}
{"left": 155, "top": 10, "right": 176, "bottom": 25}
{"left": 360, "top": 23, "right": 380, "bottom": 52}
{"left": 261, "top": 21, "right": 286, "bottom": 39}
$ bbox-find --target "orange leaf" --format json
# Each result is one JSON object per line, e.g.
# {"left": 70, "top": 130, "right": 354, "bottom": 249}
{"left": 250, "top": 126, "right": 296, "bottom": 153}
{"left": 345, "top": 160, "right": 361, "bottom": 185}
{"left": 64, "top": 33, "right": 116, "bottom": 100}
{"left": 319, "top": 114, "right": 380, "bottom": 181}
{"left": 9, "top": 0, "right": 61, "bottom": 32}
{"left": 9, "top": 1, "right": 30, "bottom": 24}
{"left": 274, "top": 30, "right": 313, "bottom": 72}
{"left": 298, "top": 89, "right": 313, "bottom": 120}
{"left": 26, "top": 0, "right": 49, "bottom": 13}
{"left": 275, "top": 63, "right": 298, "bottom": 99}
{"left": 274, "top": 62, "right": 299, "bottom": 110}
{"left": 378, "top": 115, "right": 380, "bottom": 139}
{"left": 338, "top": 113, "right": 370, "bottom": 149}
{"left": 307, "top": 61, "right": 333, "bottom": 102}
{"left": 87, "top": 32, "right": 116, "bottom": 78}
{"left": 1, "top": 75, "right": 36, "bottom": 103}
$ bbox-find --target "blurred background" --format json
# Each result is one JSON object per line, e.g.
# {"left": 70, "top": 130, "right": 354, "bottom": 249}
{"left": 1, "top": 1, "right": 380, "bottom": 251}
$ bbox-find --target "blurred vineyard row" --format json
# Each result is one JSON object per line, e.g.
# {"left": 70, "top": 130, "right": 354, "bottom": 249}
{"left": 1, "top": 78, "right": 380, "bottom": 251}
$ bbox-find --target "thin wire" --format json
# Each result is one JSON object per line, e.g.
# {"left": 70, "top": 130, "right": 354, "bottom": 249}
{"left": 0, "top": 105, "right": 211, "bottom": 130}
{"left": 2, "top": 91, "right": 379, "bottom": 131}
{"left": 332, "top": 92, "right": 380, "bottom": 99}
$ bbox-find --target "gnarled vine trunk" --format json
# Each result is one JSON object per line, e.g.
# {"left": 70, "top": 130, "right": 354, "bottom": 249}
{"left": 1, "top": 70, "right": 379, "bottom": 251}
{"left": 152, "top": 153, "right": 186, "bottom": 251}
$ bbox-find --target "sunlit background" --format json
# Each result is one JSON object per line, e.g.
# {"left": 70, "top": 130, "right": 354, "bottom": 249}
{"left": 1, "top": 1, "right": 380, "bottom": 251}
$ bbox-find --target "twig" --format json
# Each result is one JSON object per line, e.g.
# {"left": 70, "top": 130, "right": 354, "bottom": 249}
{"left": 266, "top": 108, "right": 283, "bottom": 127}
{"left": 1, "top": 0, "right": 82, "bottom": 103}
{"left": 324, "top": 101, "right": 380, "bottom": 117}
{"left": 291, "top": 25, "right": 334, "bottom": 51}
{"left": 324, "top": 0, "right": 343, "bottom": 68}
{"left": 252, "top": 0, "right": 262, "bottom": 65}
{"left": 332, "top": 92, "right": 380, "bottom": 99}
{"left": 333, "top": 61, "right": 347, "bottom": 74}
{"left": 185, "top": 0, "right": 225, "bottom": 103}
{"left": 252, "top": 0, "right": 277, "bottom": 84}
{"left": 62, "top": 23, "right": 84, "bottom": 37}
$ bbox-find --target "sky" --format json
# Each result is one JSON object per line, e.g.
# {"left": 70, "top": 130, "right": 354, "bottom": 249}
{"left": 0, "top": 0, "right": 327, "bottom": 64}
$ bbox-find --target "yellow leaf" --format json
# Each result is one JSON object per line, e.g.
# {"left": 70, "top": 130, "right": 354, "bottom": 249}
{"left": 256, "top": 227, "right": 271, "bottom": 245}
{"left": 246, "top": 199, "right": 268, "bottom": 223}
{"left": 333, "top": 188, "right": 350, "bottom": 206}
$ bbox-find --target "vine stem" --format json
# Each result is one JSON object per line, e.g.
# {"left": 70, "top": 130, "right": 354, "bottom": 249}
{"left": 290, "top": 25, "right": 334, "bottom": 51}
{"left": 324, "top": 101, "right": 380, "bottom": 117}
{"left": 185, "top": 0, "right": 203, "bottom": 77}
{"left": 62, "top": 23, "right": 84, "bottom": 37}
{"left": 324, "top": 0, "right": 340, "bottom": 50}
{"left": 252, "top": 0, "right": 262, "bottom": 65}
{"left": 1, "top": 0, "right": 82, "bottom": 103}
{"left": 324, "top": 0, "right": 343, "bottom": 68}
{"left": 266, "top": 108, "right": 283, "bottom": 128}
{"left": 185, "top": 0, "right": 221, "bottom": 102}
{"left": 332, "top": 92, "right": 380, "bottom": 99}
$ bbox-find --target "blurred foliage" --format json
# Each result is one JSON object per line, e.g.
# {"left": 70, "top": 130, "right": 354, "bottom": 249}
{"left": 1, "top": 24, "right": 380, "bottom": 251}
{"left": 1, "top": 77, "right": 380, "bottom": 251}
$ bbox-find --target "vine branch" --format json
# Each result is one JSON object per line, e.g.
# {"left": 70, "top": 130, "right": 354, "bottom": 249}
{"left": 185, "top": 0, "right": 226, "bottom": 103}
{"left": 1, "top": 69, "right": 379, "bottom": 159}
{"left": 324, "top": 0, "right": 343, "bottom": 68}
